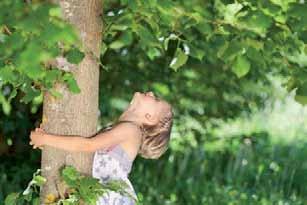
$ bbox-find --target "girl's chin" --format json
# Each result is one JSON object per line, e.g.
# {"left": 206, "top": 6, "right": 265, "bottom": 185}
{"left": 130, "top": 92, "right": 141, "bottom": 105}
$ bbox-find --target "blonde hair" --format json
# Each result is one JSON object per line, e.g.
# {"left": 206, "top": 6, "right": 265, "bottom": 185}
{"left": 138, "top": 104, "right": 174, "bottom": 159}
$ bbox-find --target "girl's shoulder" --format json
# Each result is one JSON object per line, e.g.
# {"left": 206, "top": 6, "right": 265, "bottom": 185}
{"left": 99, "top": 121, "right": 142, "bottom": 160}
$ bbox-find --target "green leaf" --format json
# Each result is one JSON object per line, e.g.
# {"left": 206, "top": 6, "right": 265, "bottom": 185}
{"left": 32, "top": 197, "right": 40, "bottom": 205}
{"left": 152, "top": 82, "right": 170, "bottom": 95}
{"left": 61, "top": 166, "right": 81, "bottom": 187}
{"left": 17, "top": 42, "right": 51, "bottom": 80}
{"left": 221, "top": 40, "right": 243, "bottom": 62}
{"left": 0, "top": 93, "right": 11, "bottom": 115}
{"left": 4, "top": 192, "right": 20, "bottom": 205}
{"left": 169, "top": 48, "right": 188, "bottom": 71}
{"left": 49, "top": 88, "right": 63, "bottom": 99}
{"left": 110, "top": 24, "right": 129, "bottom": 31}
{"left": 224, "top": 2, "right": 243, "bottom": 24}
{"left": 49, "top": 6, "right": 62, "bottom": 18}
{"left": 26, "top": 65, "right": 45, "bottom": 80}
{"left": 134, "top": 25, "right": 157, "bottom": 48}
{"left": 2, "top": 32, "right": 25, "bottom": 57}
{"left": 39, "top": 23, "right": 80, "bottom": 47}
{"left": 79, "top": 177, "right": 102, "bottom": 205}
{"left": 0, "top": 65, "right": 19, "bottom": 83}
{"left": 239, "top": 11, "right": 273, "bottom": 36}
{"left": 270, "top": 0, "right": 296, "bottom": 11}
{"left": 101, "top": 42, "right": 108, "bottom": 57}
{"left": 65, "top": 47, "right": 85, "bottom": 64}
{"left": 62, "top": 73, "right": 81, "bottom": 94}
{"left": 8, "top": 89, "right": 17, "bottom": 102}
{"left": 32, "top": 91, "right": 43, "bottom": 105}
{"left": 146, "top": 47, "right": 161, "bottom": 60}
{"left": 189, "top": 43, "right": 205, "bottom": 60}
{"left": 109, "top": 31, "right": 133, "bottom": 50}
{"left": 20, "top": 84, "right": 41, "bottom": 104}
{"left": 45, "top": 69, "right": 62, "bottom": 83}
{"left": 286, "top": 48, "right": 307, "bottom": 67}
{"left": 33, "top": 175, "right": 47, "bottom": 186}
{"left": 232, "top": 55, "right": 251, "bottom": 78}
{"left": 22, "top": 182, "right": 34, "bottom": 201}
{"left": 108, "top": 41, "right": 125, "bottom": 50}
{"left": 244, "top": 38, "right": 264, "bottom": 51}
{"left": 196, "top": 22, "right": 212, "bottom": 35}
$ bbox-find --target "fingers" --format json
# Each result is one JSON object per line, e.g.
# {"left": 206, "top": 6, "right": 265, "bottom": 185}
{"left": 32, "top": 145, "right": 43, "bottom": 150}
{"left": 34, "top": 127, "right": 45, "bottom": 133}
{"left": 30, "top": 126, "right": 45, "bottom": 151}
{"left": 30, "top": 140, "right": 38, "bottom": 149}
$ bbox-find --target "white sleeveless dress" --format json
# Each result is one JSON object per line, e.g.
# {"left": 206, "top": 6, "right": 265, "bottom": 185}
{"left": 92, "top": 144, "right": 138, "bottom": 205}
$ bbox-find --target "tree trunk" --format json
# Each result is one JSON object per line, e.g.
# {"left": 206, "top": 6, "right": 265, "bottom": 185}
{"left": 40, "top": 0, "right": 103, "bottom": 203}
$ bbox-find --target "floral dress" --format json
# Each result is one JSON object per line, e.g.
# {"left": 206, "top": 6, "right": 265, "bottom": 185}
{"left": 92, "top": 143, "right": 138, "bottom": 205}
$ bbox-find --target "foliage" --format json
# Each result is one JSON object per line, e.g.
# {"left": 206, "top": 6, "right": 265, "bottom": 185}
{"left": 1, "top": 0, "right": 307, "bottom": 120}
{"left": 58, "top": 165, "right": 138, "bottom": 205}
{"left": 101, "top": 0, "right": 307, "bottom": 105}
{"left": 3, "top": 165, "right": 137, "bottom": 205}
{"left": 0, "top": 0, "right": 84, "bottom": 115}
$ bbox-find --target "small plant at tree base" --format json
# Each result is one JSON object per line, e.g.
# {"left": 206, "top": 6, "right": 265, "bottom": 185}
{"left": 4, "top": 166, "right": 138, "bottom": 205}
{"left": 58, "top": 165, "right": 138, "bottom": 205}
{"left": 4, "top": 169, "right": 46, "bottom": 205}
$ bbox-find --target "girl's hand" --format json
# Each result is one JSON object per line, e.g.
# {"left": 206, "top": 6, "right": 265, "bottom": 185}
{"left": 29, "top": 127, "right": 47, "bottom": 150}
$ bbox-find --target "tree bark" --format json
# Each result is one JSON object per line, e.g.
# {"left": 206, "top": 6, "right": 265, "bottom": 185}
{"left": 40, "top": 0, "right": 103, "bottom": 203}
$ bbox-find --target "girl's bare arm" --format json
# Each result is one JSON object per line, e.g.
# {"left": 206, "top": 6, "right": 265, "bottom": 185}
{"left": 42, "top": 134, "right": 93, "bottom": 152}
{"left": 30, "top": 122, "right": 141, "bottom": 152}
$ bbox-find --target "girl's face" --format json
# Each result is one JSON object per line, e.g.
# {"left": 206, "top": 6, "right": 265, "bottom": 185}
{"left": 128, "top": 91, "right": 169, "bottom": 125}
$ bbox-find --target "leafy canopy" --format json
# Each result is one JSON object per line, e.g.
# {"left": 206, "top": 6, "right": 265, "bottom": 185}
{"left": 0, "top": 0, "right": 307, "bottom": 119}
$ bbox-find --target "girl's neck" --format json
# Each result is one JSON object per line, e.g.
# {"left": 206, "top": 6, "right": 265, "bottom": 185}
{"left": 116, "top": 115, "right": 146, "bottom": 142}
{"left": 118, "top": 112, "right": 143, "bottom": 128}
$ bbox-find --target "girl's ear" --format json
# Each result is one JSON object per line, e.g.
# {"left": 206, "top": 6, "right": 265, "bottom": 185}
{"left": 144, "top": 113, "right": 159, "bottom": 126}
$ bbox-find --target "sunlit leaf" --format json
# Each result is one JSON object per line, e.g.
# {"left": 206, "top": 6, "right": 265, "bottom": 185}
{"left": 169, "top": 48, "right": 188, "bottom": 71}
{"left": 232, "top": 55, "right": 251, "bottom": 78}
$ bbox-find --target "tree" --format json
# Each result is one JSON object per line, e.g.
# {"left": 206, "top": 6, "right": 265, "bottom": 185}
{"left": 39, "top": 0, "right": 102, "bottom": 202}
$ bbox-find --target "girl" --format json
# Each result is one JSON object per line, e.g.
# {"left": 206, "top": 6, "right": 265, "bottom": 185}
{"left": 29, "top": 91, "right": 174, "bottom": 205}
